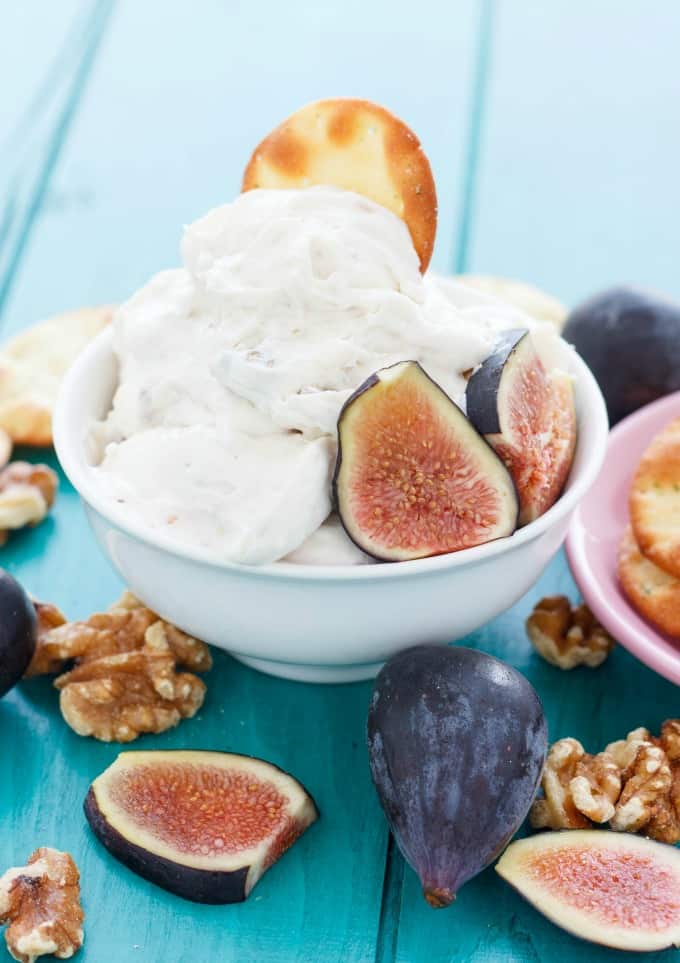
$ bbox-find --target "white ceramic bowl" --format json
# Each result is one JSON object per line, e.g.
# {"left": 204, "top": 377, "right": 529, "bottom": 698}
{"left": 54, "top": 329, "right": 608, "bottom": 683}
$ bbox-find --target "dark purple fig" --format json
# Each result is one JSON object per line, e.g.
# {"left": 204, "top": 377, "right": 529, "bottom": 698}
{"left": 0, "top": 570, "right": 37, "bottom": 697}
{"left": 466, "top": 329, "right": 577, "bottom": 525}
{"left": 367, "top": 644, "right": 547, "bottom": 907}
{"left": 333, "top": 360, "right": 518, "bottom": 561}
{"left": 563, "top": 286, "right": 680, "bottom": 425}
{"left": 85, "top": 750, "right": 318, "bottom": 903}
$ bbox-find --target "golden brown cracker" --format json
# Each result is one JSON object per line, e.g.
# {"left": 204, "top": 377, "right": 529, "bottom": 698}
{"left": 630, "top": 417, "right": 680, "bottom": 578}
{"left": 458, "top": 275, "right": 567, "bottom": 329}
{"left": 618, "top": 524, "right": 680, "bottom": 637}
{"left": 0, "top": 305, "right": 114, "bottom": 446}
{"left": 242, "top": 99, "right": 437, "bottom": 272}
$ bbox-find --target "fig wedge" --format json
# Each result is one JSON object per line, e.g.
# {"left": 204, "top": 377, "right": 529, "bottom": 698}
{"left": 84, "top": 750, "right": 318, "bottom": 903}
{"left": 466, "top": 329, "right": 577, "bottom": 525}
{"left": 334, "top": 361, "right": 518, "bottom": 560}
{"left": 497, "top": 831, "right": 680, "bottom": 952}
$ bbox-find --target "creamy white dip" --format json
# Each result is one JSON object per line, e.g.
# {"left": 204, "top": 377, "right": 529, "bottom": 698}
{"left": 94, "top": 186, "right": 554, "bottom": 565}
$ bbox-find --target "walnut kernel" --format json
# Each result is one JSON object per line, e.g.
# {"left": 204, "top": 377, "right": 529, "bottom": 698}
{"left": 526, "top": 595, "right": 614, "bottom": 669}
{"left": 0, "top": 848, "right": 83, "bottom": 963}
{"left": 531, "top": 720, "right": 680, "bottom": 844}
{"left": 25, "top": 593, "right": 211, "bottom": 742}
{"left": 611, "top": 743, "right": 677, "bottom": 841}
{"left": 0, "top": 463, "right": 58, "bottom": 545}
{"left": 529, "top": 738, "right": 592, "bottom": 830}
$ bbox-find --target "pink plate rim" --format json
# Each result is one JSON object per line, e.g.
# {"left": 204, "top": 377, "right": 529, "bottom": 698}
{"left": 566, "top": 391, "right": 680, "bottom": 685}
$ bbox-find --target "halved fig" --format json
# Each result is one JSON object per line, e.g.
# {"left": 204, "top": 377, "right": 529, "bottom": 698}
{"left": 466, "top": 329, "right": 577, "bottom": 526}
{"left": 333, "top": 361, "right": 519, "bottom": 561}
{"left": 496, "top": 831, "right": 680, "bottom": 952}
{"left": 84, "top": 750, "right": 318, "bottom": 903}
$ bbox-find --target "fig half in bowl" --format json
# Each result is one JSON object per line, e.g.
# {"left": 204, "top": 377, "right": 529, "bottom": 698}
{"left": 54, "top": 328, "right": 608, "bottom": 683}
{"left": 466, "top": 329, "right": 577, "bottom": 526}
{"left": 333, "top": 361, "right": 519, "bottom": 561}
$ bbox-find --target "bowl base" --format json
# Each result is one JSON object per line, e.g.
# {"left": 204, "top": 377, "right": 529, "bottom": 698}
{"left": 230, "top": 653, "right": 382, "bottom": 683}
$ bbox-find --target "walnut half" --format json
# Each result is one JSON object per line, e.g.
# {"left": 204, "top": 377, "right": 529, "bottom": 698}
{"left": 0, "top": 848, "right": 83, "bottom": 963}
{"left": 531, "top": 722, "right": 680, "bottom": 844}
{"left": 529, "top": 739, "right": 620, "bottom": 829}
{"left": 526, "top": 595, "right": 615, "bottom": 669}
{"left": 0, "top": 463, "right": 58, "bottom": 545}
{"left": 26, "top": 592, "right": 212, "bottom": 743}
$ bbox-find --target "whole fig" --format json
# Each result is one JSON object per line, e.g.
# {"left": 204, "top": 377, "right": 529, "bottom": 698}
{"left": 367, "top": 644, "right": 547, "bottom": 907}
{"left": 0, "top": 570, "right": 37, "bottom": 697}
{"left": 563, "top": 286, "right": 680, "bottom": 425}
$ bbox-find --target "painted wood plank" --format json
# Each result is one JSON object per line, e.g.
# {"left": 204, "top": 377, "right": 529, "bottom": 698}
{"left": 0, "top": 1, "right": 112, "bottom": 314}
{"left": 0, "top": 3, "right": 87, "bottom": 141}
{"left": 0, "top": 2, "right": 481, "bottom": 961}
{"left": 1, "top": 609, "right": 384, "bottom": 963}
{"left": 2, "top": 0, "right": 480, "bottom": 333}
{"left": 1, "top": 456, "right": 386, "bottom": 963}
{"left": 391, "top": 555, "right": 680, "bottom": 963}
{"left": 391, "top": 3, "right": 680, "bottom": 961}
{"left": 464, "top": 0, "right": 680, "bottom": 304}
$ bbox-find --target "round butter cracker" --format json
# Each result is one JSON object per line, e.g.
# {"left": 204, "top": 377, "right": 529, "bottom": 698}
{"left": 242, "top": 98, "right": 437, "bottom": 272}
{"left": 458, "top": 275, "right": 567, "bottom": 329}
{"left": 618, "top": 524, "right": 680, "bottom": 637}
{"left": 630, "top": 416, "right": 680, "bottom": 578}
{"left": 0, "top": 305, "right": 114, "bottom": 446}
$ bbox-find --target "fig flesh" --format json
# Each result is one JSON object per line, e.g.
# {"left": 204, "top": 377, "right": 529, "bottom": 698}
{"left": 563, "top": 286, "right": 680, "bottom": 425}
{"left": 466, "top": 329, "right": 577, "bottom": 525}
{"left": 0, "top": 570, "right": 37, "bottom": 698}
{"left": 84, "top": 750, "right": 318, "bottom": 903}
{"left": 496, "top": 830, "right": 680, "bottom": 952}
{"left": 334, "top": 361, "right": 519, "bottom": 561}
{"left": 367, "top": 645, "right": 547, "bottom": 907}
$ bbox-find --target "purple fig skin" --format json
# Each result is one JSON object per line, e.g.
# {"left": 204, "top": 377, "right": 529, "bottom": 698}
{"left": 465, "top": 329, "right": 529, "bottom": 436}
{"left": 0, "top": 570, "right": 37, "bottom": 698}
{"left": 563, "top": 286, "right": 680, "bottom": 425}
{"left": 367, "top": 644, "right": 547, "bottom": 907}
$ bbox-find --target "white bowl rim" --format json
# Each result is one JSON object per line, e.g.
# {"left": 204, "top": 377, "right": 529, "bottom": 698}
{"left": 54, "top": 328, "right": 609, "bottom": 582}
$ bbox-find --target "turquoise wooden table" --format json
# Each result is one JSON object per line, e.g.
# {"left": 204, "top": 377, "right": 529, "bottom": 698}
{"left": 1, "top": 3, "right": 680, "bottom": 960}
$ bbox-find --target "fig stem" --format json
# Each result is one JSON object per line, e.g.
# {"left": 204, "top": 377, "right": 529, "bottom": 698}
{"left": 423, "top": 886, "right": 455, "bottom": 908}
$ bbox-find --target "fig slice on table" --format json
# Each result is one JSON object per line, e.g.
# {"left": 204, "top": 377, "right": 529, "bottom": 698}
{"left": 367, "top": 645, "right": 547, "bottom": 907}
{"left": 496, "top": 830, "right": 680, "bottom": 952}
{"left": 466, "top": 329, "right": 577, "bottom": 526}
{"left": 333, "top": 361, "right": 519, "bottom": 561}
{"left": 84, "top": 750, "right": 318, "bottom": 903}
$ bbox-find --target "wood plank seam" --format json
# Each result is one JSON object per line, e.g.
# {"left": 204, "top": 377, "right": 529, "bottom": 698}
{"left": 374, "top": 834, "right": 405, "bottom": 963}
{"left": 0, "top": 6, "right": 96, "bottom": 161}
{"left": 452, "top": 0, "right": 496, "bottom": 274}
{"left": 376, "top": 5, "right": 498, "bottom": 958}
{"left": 0, "top": 0, "right": 115, "bottom": 323}
{"left": 0, "top": 1, "right": 101, "bottom": 307}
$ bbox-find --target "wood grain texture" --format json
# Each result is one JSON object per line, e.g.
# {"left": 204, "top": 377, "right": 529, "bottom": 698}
{"left": 1, "top": 640, "right": 384, "bottom": 962}
{"left": 0, "top": 454, "right": 386, "bottom": 963}
{"left": 390, "top": 555, "right": 680, "bottom": 963}
{"left": 0, "top": 0, "right": 112, "bottom": 315}
{"left": 465, "top": 0, "right": 680, "bottom": 305}
{"left": 1, "top": 0, "right": 480, "bottom": 333}
{"left": 0, "top": 2, "right": 479, "bottom": 961}
{"left": 2, "top": 1, "right": 680, "bottom": 961}
{"left": 388, "top": 3, "right": 680, "bottom": 961}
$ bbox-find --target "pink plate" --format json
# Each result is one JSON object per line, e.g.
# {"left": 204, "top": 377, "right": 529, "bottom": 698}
{"left": 566, "top": 392, "right": 680, "bottom": 685}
